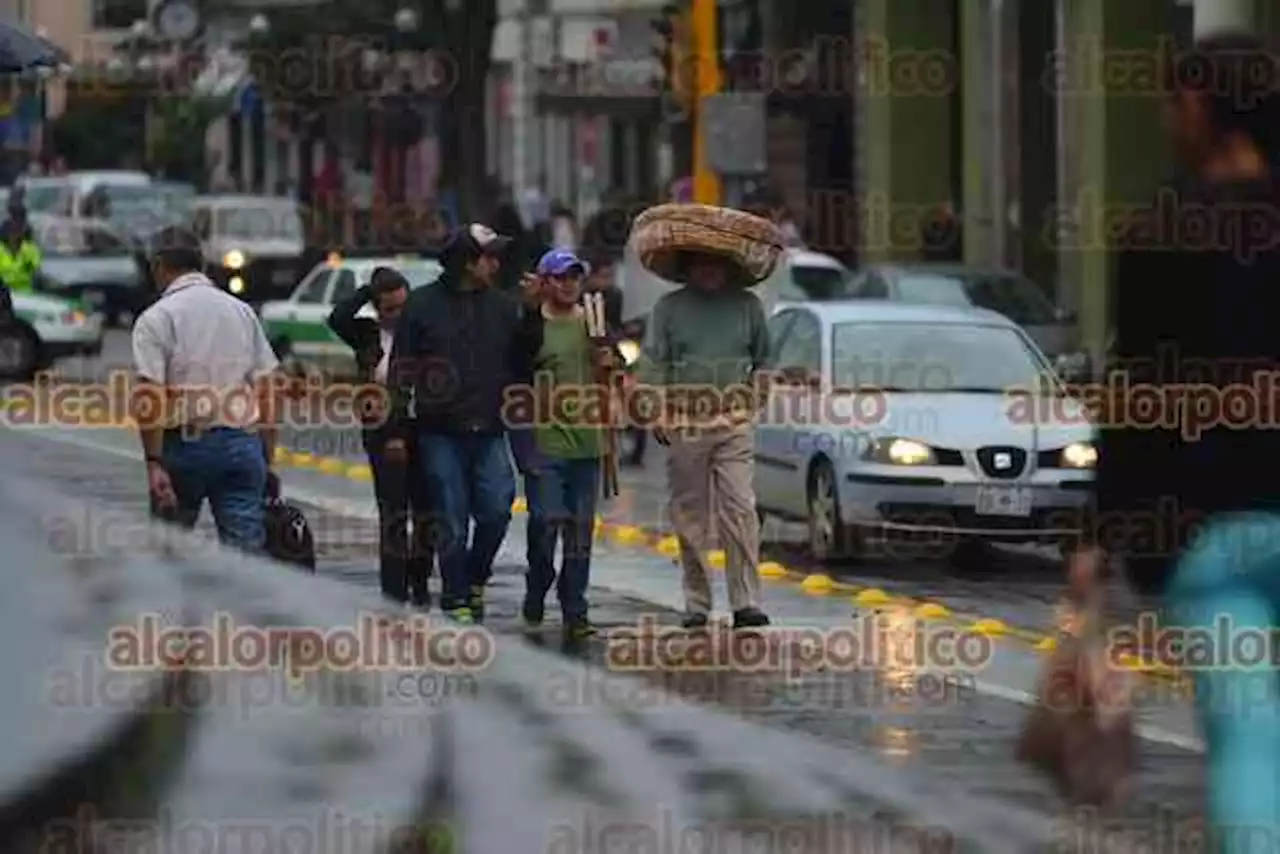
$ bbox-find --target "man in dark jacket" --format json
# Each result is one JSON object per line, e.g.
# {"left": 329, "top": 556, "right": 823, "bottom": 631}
{"left": 327, "top": 267, "right": 433, "bottom": 607}
{"left": 387, "top": 224, "right": 536, "bottom": 623}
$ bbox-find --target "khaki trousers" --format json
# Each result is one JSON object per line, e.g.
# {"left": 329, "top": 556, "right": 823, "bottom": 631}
{"left": 666, "top": 422, "right": 761, "bottom": 614}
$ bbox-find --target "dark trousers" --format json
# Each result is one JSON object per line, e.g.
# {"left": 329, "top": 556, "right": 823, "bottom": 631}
{"left": 152, "top": 428, "right": 268, "bottom": 553}
{"left": 419, "top": 432, "right": 515, "bottom": 611}
{"left": 364, "top": 428, "right": 434, "bottom": 603}
{"left": 525, "top": 456, "right": 600, "bottom": 623}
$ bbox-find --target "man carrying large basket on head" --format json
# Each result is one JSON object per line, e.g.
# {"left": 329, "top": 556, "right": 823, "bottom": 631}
{"left": 629, "top": 204, "right": 782, "bottom": 630}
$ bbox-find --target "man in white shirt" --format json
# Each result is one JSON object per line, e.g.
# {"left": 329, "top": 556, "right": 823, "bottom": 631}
{"left": 327, "top": 267, "right": 433, "bottom": 606}
{"left": 131, "top": 226, "right": 280, "bottom": 553}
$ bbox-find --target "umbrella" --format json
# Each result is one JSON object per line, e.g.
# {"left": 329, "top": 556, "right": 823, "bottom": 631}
{"left": 617, "top": 238, "right": 785, "bottom": 325}
{"left": 0, "top": 22, "right": 70, "bottom": 74}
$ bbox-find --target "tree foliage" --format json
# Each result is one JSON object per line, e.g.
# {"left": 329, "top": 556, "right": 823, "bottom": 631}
{"left": 148, "top": 96, "right": 229, "bottom": 184}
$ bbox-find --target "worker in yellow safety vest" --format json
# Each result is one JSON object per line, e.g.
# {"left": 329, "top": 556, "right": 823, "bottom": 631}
{"left": 0, "top": 201, "right": 40, "bottom": 293}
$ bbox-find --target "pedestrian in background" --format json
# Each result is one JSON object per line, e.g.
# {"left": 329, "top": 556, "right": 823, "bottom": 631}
{"left": 634, "top": 250, "right": 772, "bottom": 630}
{"left": 387, "top": 224, "right": 534, "bottom": 623}
{"left": 131, "top": 226, "right": 279, "bottom": 552}
{"left": 919, "top": 203, "right": 963, "bottom": 261}
{"left": 517, "top": 249, "right": 620, "bottom": 643}
{"left": 1065, "top": 33, "right": 1280, "bottom": 845}
{"left": 327, "top": 267, "right": 433, "bottom": 606}
{"left": 550, "top": 200, "right": 578, "bottom": 250}
{"left": 0, "top": 199, "right": 39, "bottom": 293}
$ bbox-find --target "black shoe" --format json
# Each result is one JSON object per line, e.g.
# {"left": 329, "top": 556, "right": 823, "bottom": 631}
{"left": 682, "top": 612, "right": 710, "bottom": 630}
{"left": 521, "top": 598, "right": 545, "bottom": 629}
{"left": 733, "top": 608, "right": 770, "bottom": 629}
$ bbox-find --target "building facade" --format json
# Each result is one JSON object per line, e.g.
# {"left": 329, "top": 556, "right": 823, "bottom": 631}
{"left": 855, "top": 0, "right": 1280, "bottom": 360}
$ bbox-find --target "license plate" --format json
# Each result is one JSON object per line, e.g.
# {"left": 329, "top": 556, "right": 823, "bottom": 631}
{"left": 82, "top": 290, "right": 105, "bottom": 307}
{"left": 975, "top": 486, "right": 1033, "bottom": 517}
{"left": 272, "top": 270, "right": 294, "bottom": 285}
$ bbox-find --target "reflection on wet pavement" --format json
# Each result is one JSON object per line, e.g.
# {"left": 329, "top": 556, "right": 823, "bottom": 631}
{"left": 17, "top": 339, "right": 1208, "bottom": 848}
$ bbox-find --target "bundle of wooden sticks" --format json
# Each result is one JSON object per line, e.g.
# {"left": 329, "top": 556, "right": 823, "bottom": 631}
{"left": 583, "top": 290, "right": 620, "bottom": 498}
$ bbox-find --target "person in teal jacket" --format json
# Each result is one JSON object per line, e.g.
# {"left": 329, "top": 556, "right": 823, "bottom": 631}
{"left": 0, "top": 202, "right": 40, "bottom": 293}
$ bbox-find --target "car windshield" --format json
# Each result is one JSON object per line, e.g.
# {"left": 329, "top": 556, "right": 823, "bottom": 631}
{"left": 33, "top": 220, "right": 130, "bottom": 257}
{"left": 791, "top": 264, "right": 852, "bottom": 300}
{"left": 19, "top": 182, "right": 67, "bottom": 213}
{"left": 894, "top": 272, "right": 1057, "bottom": 325}
{"left": 95, "top": 184, "right": 192, "bottom": 230}
{"left": 831, "top": 321, "right": 1051, "bottom": 392}
{"left": 215, "top": 205, "right": 304, "bottom": 240}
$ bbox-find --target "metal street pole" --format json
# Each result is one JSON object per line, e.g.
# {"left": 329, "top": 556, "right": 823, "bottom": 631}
{"left": 690, "top": 0, "right": 721, "bottom": 206}
{"left": 511, "top": 0, "right": 536, "bottom": 207}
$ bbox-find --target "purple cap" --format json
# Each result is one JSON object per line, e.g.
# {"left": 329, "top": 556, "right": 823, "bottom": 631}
{"left": 536, "top": 248, "right": 590, "bottom": 277}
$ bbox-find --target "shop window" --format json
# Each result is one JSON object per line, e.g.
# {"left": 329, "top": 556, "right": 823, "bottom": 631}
{"left": 93, "top": 0, "right": 148, "bottom": 30}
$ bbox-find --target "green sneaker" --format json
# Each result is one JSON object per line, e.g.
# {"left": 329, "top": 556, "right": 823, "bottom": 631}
{"left": 445, "top": 607, "right": 474, "bottom": 625}
{"left": 562, "top": 620, "right": 598, "bottom": 644}
{"left": 468, "top": 586, "right": 486, "bottom": 622}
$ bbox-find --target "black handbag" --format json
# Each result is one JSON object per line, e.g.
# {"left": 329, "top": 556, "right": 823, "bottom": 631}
{"left": 263, "top": 472, "right": 316, "bottom": 571}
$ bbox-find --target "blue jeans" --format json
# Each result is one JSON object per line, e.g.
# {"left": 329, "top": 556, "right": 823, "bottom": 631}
{"left": 419, "top": 433, "right": 515, "bottom": 610}
{"left": 1165, "top": 512, "right": 1280, "bottom": 852}
{"left": 157, "top": 428, "right": 268, "bottom": 553}
{"left": 525, "top": 456, "right": 600, "bottom": 623}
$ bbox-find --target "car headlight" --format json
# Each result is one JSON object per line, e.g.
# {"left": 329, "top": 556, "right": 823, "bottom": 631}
{"left": 224, "top": 250, "right": 245, "bottom": 270}
{"left": 62, "top": 310, "right": 85, "bottom": 325}
{"left": 618, "top": 339, "right": 640, "bottom": 366}
{"left": 867, "top": 438, "right": 935, "bottom": 465}
{"left": 1060, "top": 442, "right": 1097, "bottom": 469}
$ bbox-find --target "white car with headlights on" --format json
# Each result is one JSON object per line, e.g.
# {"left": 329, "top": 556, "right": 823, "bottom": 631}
{"left": 753, "top": 301, "right": 1095, "bottom": 565}
{"left": 191, "top": 194, "right": 306, "bottom": 303}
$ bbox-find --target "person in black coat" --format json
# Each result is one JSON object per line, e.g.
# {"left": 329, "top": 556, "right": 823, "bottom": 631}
{"left": 1066, "top": 33, "right": 1280, "bottom": 838}
{"left": 327, "top": 267, "right": 433, "bottom": 606}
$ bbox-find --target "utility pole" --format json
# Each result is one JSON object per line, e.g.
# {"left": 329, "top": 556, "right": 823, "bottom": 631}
{"left": 690, "top": 0, "right": 721, "bottom": 206}
{"left": 511, "top": 0, "right": 534, "bottom": 208}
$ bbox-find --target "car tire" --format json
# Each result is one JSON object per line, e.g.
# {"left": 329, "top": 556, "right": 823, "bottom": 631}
{"left": 807, "top": 459, "right": 854, "bottom": 563}
{"left": 0, "top": 321, "right": 42, "bottom": 382}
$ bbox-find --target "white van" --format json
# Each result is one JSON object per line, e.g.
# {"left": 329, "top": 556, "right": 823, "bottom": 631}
{"left": 15, "top": 171, "right": 152, "bottom": 220}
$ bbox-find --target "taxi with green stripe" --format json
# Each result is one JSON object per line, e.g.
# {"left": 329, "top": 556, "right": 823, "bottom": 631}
{"left": 258, "top": 253, "right": 442, "bottom": 377}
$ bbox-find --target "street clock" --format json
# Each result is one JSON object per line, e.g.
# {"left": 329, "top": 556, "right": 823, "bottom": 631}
{"left": 152, "top": 0, "right": 202, "bottom": 42}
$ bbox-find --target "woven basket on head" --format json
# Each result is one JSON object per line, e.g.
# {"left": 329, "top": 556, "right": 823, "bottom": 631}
{"left": 629, "top": 203, "right": 784, "bottom": 285}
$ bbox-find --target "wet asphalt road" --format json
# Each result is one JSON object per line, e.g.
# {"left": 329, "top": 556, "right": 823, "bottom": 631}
{"left": 11, "top": 332, "right": 1210, "bottom": 848}
{"left": 63, "top": 330, "right": 1159, "bottom": 634}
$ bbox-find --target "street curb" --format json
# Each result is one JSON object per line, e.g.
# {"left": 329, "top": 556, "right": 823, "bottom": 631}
{"left": 271, "top": 445, "right": 1188, "bottom": 690}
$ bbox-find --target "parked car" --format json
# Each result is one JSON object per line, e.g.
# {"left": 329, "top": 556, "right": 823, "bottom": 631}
{"left": 29, "top": 213, "right": 148, "bottom": 327}
{"left": 0, "top": 289, "right": 105, "bottom": 379}
{"left": 753, "top": 301, "right": 1094, "bottom": 565}
{"left": 192, "top": 194, "right": 307, "bottom": 303}
{"left": 772, "top": 248, "right": 856, "bottom": 304}
{"left": 843, "top": 263, "right": 1089, "bottom": 379}
{"left": 258, "top": 254, "right": 443, "bottom": 377}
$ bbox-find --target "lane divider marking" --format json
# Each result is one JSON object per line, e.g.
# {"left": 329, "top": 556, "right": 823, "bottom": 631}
{"left": 271, "top": 444, "right": 1188, "bottom": 686}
